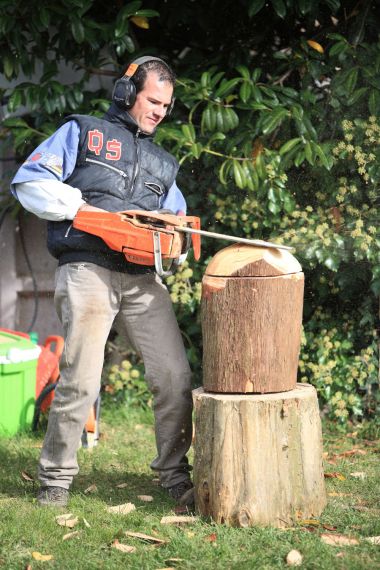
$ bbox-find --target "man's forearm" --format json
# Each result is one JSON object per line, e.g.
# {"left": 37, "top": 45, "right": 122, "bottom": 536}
{"left": 13, "top": 179, "right": 86, "bottom": 221}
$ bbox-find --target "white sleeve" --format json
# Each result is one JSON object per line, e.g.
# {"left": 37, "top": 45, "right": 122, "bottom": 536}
{"left": 13, "top": 179, "right": 86, "bottom": 221}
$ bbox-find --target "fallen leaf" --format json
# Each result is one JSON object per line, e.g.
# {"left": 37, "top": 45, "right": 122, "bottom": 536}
{"left": 174, "top": 504, "right": 191, "bottom": 515}
{"left": 322, "top": 524, "right": 337, "bottom": 531}
{"left": 365, "top": 536, "right": 380, "bottom": 545}
{"left": 328, "top": 492, "right": 351, "bottom": 497}
{"left": 21, "top": 471, "right": 34, "bottom": 482}
{"left": 84, "top": 484, "right": 97, "bottom": 494}
{"left": 336, "top": 551, "right": 345, "bottom": 558}
{"left": 55, "top": 513, "right": 79, "bottom": 528}
{"left": 137, "top": 495, "right": 153, "bottom": 502}
{"left": 350, "top": 472, "right": 366, "bottom": 480}
{"left": 321, "top": 533, "right": 359, "bottom": 546}
{"left": 324, "top": 472, "right": 346, "bottom": 480}
{"left": 335, "top": 449, "right": 366, "bottom": 458}
{"left": 301, "top": 526, "right": 319, "bottom": 533}
{"left": 204, "top": 533, "right": 217, "bottom": 542}
{"left": 25, "top": 565, "right": 32, "bottom": 570}
{"left": 125, "top": 531, "right": 167, "bottom": 545}
{"left": 161, "top": 515, "right": 199, "bottom": 525}
{"left": 299, "top": 519, "right": 320, "bottom": 526}
{"left": 62, "top": 530, "right": 80, "bottom": 541}
{"left": 130, "top": 16, "right": 149, "bottom": 29}
{"left": 187, "top": 531, "right": 195, "bottom": 537}
{"left": 286, "top": 549, "right": 303, "bottom": 566}
{"left": 32, "top": 552, "right": 53, "bottom": 561}
{"left": 107, "top": 503, "right": 136, "bottom": 515}
{"left": 111, "top": 539, "right": 136, "bottom": 553}
{"left": 307, "top": 39, "right": 324, "bottom": 53}
{"left": 116, "top": 483, "right": 129, "bottom": 489}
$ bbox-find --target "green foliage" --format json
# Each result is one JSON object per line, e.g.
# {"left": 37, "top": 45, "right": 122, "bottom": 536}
{"left": 103, "top": 357, "right": 152, "bottom": 410}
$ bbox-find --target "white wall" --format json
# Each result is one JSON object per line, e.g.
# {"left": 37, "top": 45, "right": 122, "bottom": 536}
{"left": 0, "top": 57, "right": 115, "bottom": 340}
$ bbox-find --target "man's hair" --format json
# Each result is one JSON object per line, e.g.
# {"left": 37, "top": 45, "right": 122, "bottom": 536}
{"left": 131, "top": 59, "right": 176, "bottom": 94}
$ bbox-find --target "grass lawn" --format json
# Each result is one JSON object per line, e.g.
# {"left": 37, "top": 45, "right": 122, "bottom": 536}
{"left": 0, "top": 405, "right": 379, "bottom": 570}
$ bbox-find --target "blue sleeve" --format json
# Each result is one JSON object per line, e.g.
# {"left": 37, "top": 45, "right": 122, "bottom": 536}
{"left": 11, "top": 121, "right": 80, "bottom": 187}
{"left": 162, "top": 181, "right": 187, "bottom": 214}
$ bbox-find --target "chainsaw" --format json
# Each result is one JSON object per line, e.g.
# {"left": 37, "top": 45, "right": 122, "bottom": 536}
{"left": 73, "top": 210, "right": 292, "bottom": 277}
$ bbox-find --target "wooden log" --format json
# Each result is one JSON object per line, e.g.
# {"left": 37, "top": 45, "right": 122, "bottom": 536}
{"left": 193, "top": 384, "right": 326, "bottom": 528}
{"left": 202, "top": 244, "right": 304, "bottom": 393}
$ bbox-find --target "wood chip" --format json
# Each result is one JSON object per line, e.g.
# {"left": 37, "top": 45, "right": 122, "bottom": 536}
{"left": 62, "top": 530, "right": 80, "bottom": 541}
{"left": 324, "top": 472, "right": 346, "bottom": 480}
{"left": 111, "top": 539, "right": 136, "bottom": 553}
{"left": 365, "top": 536, "right": 380, "bottom": 545}
{"left": 21, "top": 471, "right": 34, "bottom": 482}
{"left": 84, "top": 484, "right": 98, "bottom": 494}
{"left": 160, "top": 515, "right": 199, "bottom": 525}
{"left": 286, "top": 549, "right": 303, "bottom": 566}
{"left": 350, "top": 472, "right": 366, "bottom": 479}
{"left": 125, "top": 531, "right": 166, "bottom": 544}
{"left": 321, "top": 533, "right": 359, "bottom": 546}
{"left": 137, "top": 495, "right": 153, "bottom": 502}
{"left": 32, "top": 552, "right": 53, "bottom": 561}
{"left": 107, "top": 503, "right": 136, "bottom": 515}
{"left": 116, "top": 483, "right": 129, "bottom": 489}
{"left": 55, "top": 514, "right": 79, "bottom": 528}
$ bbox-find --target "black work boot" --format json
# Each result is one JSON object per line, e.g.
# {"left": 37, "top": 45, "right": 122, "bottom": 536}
{"left": 166, "top": 479, "right": 194, "bottom": 509}
{"left": 37, "top": 486, "right": 69, "bottom": 507}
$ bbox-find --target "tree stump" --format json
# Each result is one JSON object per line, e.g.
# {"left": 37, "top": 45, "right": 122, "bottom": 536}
{"left": 202, "top": 244, "right": 304, "bottom": 393}
{"left": 193, "top": 384, "right": 326, "bottom": 527}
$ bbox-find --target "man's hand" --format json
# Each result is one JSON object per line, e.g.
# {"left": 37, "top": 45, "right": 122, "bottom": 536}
{"left": 77, "top": 203, "right": 107, "bottom": 214}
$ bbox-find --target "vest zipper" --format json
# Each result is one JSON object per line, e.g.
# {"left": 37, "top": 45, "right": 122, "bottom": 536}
{"left": 85, "top": 157, "right": 128, "bottom": 178}
{"left": 130, "top": 129, "right": 141, "bottom": 195}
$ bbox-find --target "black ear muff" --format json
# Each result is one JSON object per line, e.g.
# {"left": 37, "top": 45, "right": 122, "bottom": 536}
{"left": 112, "top": 76, "right": 137, "bottom": 110}
{"left": 112, "top": 56, "right": 175, "bottom": 114}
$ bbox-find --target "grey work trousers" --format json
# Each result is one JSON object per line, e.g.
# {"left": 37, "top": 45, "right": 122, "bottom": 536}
{"left": 38, "top": 262, "right": 193, "bottom": 490}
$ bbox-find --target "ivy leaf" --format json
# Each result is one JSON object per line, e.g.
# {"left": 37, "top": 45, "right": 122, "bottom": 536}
{"left": 368, "top": 89, "right": 380, "bottom": 115}
{"left": 70, "top": 19, "right": 85, "bottom": 43}
{"left": 297, "top": 0, "right": 313, "bottom": 15}
{"left": 345, "top": 67, "right": 358, "bottom": 95}
{"left": 271, "top": 0, "right": 286, "bottom": 18}
{"left": 248, "top": 0, "right": 265, "bottom": 17}
{"left": 279, "top": 137, "right": 302, "bottom": 155}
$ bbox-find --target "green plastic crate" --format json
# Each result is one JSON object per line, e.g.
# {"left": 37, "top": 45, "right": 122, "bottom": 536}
{"left": 0, "top": 331, "right": 40, "bottom": 436}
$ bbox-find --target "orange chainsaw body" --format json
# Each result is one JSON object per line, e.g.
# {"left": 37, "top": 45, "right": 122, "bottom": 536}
{"left": 73, "top": 210, "right": 201, "bottom": 266}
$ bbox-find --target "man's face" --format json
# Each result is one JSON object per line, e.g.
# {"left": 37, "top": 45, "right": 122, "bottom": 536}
{"left": 129, "top": 71, "right": 173, "bottom": 134}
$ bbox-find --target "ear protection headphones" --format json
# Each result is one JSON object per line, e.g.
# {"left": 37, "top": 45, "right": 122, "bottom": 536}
{"left": 112, "top": 56, "right": 175, "bottom": 116}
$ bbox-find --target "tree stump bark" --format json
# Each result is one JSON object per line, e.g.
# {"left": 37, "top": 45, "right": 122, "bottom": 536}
{"left": 202, "top": 244, "right": 304, "bottom": 393}
{"left": 193, "top": 384, "right": 326, "bottom": 527}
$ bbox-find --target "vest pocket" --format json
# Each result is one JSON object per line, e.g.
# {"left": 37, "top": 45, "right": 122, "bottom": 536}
{"left": 145, "top": 182, "right": 165, "bottom": 196}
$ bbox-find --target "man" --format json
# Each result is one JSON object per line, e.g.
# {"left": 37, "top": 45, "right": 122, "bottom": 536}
{"left": 11, "top": 56, "right": 194, "bottom": 508}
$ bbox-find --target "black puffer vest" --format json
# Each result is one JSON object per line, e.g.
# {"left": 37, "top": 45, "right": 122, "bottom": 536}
{"left": 47, "top": 104, "right": 179, "bottom": 272}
